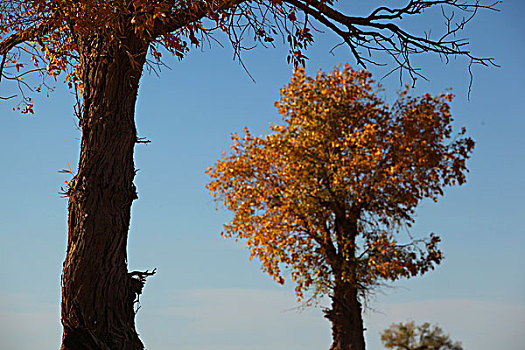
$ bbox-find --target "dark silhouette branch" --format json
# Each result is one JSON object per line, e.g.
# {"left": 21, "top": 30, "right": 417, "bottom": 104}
{"left": 153, "top": 0, "right": 246, "bottom": 36}
{"left": 0, "top": 19, "right": 51, "bottom": 55}
{"left": 280, "top": 0, "right": 499, "bottom": 81}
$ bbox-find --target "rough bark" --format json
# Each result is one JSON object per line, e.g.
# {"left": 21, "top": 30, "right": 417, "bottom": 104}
{"left": 325, "top": 209, "right": 366, "bottom": 350}
{"left": 325, "top": 281, "right": 366, "bottom": 350}
{"left": 60, "top": 36, "right": 148, "bottom": 350}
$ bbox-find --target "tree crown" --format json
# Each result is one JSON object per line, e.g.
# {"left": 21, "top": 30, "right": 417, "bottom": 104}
{"left": 381, "top": 321, "right": 464, "bottom": 350}
{"left": 207, "top": 65, "right": 474, "bottom": 300}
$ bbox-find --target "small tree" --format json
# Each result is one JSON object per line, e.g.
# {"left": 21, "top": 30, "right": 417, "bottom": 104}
{"left": 381, "top": 321, "right": 463, "bottom": 350}
{"left": 207, "top": 65, "right": 474, "bottom": 350}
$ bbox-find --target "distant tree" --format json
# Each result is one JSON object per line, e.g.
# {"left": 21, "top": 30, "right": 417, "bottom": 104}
{"left": 1, "top": 1, "right": 493, "bottom": 349}
{"left": 381, "top": 321, "right": 464, "bottom": 350}
{"left": 207, "top": 65, "right": 474, "bottom": 350}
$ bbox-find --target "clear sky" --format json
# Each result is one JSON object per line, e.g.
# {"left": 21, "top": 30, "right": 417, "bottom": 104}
{"left": 1, "top": 1, "right": 524, "bottom": 349}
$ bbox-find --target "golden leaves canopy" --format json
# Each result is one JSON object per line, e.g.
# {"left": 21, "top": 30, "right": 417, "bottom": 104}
{"left": 207, "top": 65, "right": 474, "bottom": 300}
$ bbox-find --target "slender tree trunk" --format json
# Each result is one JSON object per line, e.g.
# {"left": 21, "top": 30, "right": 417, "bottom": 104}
{"left": 60, "top": 37, "right": 148, "bottom": 350}
{"left": 325, "top": 281, "right": 366, "bottom": 350}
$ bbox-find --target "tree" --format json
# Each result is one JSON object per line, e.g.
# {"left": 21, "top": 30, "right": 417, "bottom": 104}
{"left": 0, "top": 1, "right": 491, "bottom": 349}
{"left": 381, "top": 321, "right": 464, "bottom": 350}
{"left": 207, "top": 65, "right": 474, "bottom": 350}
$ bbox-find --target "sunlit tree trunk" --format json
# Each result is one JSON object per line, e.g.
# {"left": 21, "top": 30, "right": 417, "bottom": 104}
{"left": 60, "top": 36, "right": 148, "bottom": 350}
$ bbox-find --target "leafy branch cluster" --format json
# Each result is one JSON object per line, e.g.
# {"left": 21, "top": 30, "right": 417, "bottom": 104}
{"left": 1, "top": 0, "right": 499, "bottom": 112}
{"left": 207, "top": 65, "right": 474, "bottom": 301}
{"left": 381, "top": 321, "right": 464, "bottom": 350}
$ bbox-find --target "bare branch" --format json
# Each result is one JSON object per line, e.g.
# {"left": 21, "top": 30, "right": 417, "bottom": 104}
{"left": 278, "top": 0, "right": 500, "bottom": 81}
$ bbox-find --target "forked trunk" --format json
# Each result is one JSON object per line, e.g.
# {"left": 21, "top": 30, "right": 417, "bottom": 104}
{"left": 325, "top": 281, "right": 366, "bottom": 350}
{"left": 60, "top": 38, "right": 148, "bottom": 350}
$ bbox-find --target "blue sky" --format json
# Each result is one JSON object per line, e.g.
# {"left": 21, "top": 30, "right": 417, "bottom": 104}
{"left": 1, "top": 1, "right": 524, "bottom": 349}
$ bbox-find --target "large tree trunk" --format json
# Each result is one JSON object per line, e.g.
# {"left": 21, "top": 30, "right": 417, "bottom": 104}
{"left": 325, "top": 210, "right": 366, "bottom": 350}
{"left": 325, "top": 281, "right": 366, "bottom": 350}
{"left": 60, "top": 37, "right": 149, "bottom": 350}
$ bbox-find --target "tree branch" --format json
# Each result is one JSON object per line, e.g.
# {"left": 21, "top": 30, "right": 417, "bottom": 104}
{"left": 279, "top": 0, "right": 499, "bottom": 79}
{"left": 153, "top": 0, "right": 246, "bottom": 37}
{"left": 0, "top": 19, "right": 51, "bottom": 56}
{"left": 0, "top": 52, "right": 6, "bottom": 85}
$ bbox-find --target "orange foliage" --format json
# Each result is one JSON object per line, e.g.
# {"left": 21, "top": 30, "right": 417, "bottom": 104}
{"left": 207, "top": 65, "right": 474, "bottom": 300}
{"left": 1, "top": 1, "right": 498, "bottom": 113}
{"left": 0, "top": 0, "right": 317, "bottom": 111}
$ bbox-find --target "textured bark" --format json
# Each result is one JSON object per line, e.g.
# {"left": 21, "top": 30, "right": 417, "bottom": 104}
{"left": 60, "top": 36, "right": 148, "bottom": 350}
{"left": 325, "top": 282, "right": 366, "bottom": 350}
{"left": 325, "top": 210, "right": 366, "bottom": 350}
